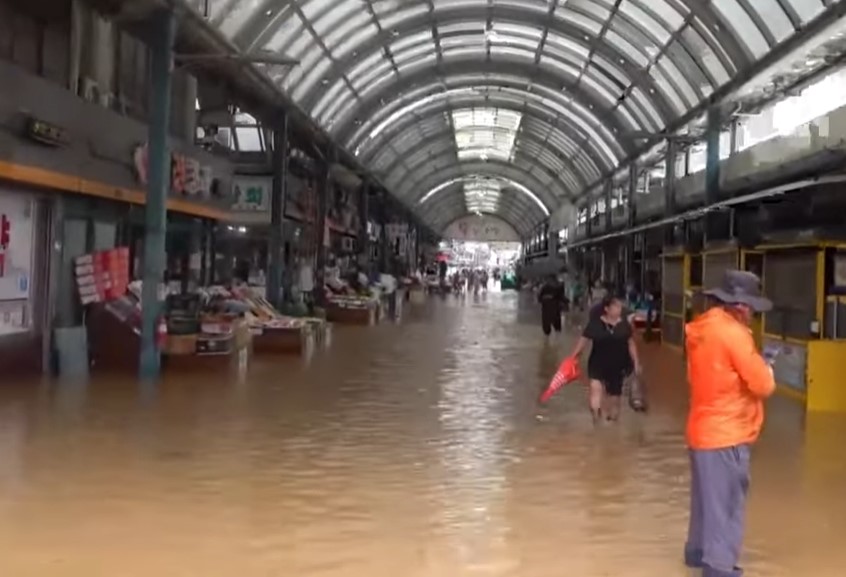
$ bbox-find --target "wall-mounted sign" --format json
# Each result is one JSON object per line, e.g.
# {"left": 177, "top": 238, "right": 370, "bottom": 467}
{"left": 133, "top": 144, "right": 215, "bottom": 199}
{"left": 443, "top": 215, "right": 520, "bottom": 242}
{"left": 231, "top": 177, "right": 271, "bottom": 213}
{"left": 25, "top": 117, "right": 69, "bottom": 147}
{"left": 0, "top": 190, "right": 33, "bottom": 336}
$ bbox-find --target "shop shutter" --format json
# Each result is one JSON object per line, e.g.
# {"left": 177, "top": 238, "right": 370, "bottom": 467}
{"left": 703, "top": 251, "right": 738, "bottom": 291}
{"left": 763, "top": 249, "right": 817, "bottom": 340}
{"left": 663, "top": 255, "right": 684, "bottom": 315}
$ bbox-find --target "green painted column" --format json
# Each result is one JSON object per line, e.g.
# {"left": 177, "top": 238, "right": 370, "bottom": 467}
{"left": 139, "top": 9, "right": 176, "bottom": 380}
{"left": 267, "top": 114, "right": 288, "bottom": 308}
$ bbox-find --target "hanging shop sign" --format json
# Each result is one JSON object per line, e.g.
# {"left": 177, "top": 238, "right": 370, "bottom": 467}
{"left": 133, "top": 144, "right": 215, "bottom": 199}
{"left": 0, "top": 191, "right": 33, "bottom": 336}
{"left": 231, "top": 177, "right": 271, "bottom": 213}
{"left": 25, "top": 116, "right": 69, "bottom": 147}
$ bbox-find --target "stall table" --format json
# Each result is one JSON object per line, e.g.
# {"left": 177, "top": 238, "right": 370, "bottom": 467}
{"left": 326, "top": 298, "right": 378, "bottom": 325}
{"left": 163, "top": 319, "right": 252, "bottom": 373}
{"left": 253, "top": 324, "right": 315, "bottom": 356}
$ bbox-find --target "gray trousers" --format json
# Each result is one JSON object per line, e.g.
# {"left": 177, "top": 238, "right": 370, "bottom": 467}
{"left": 685, "top": 445, "right": 751, "bottom": 577}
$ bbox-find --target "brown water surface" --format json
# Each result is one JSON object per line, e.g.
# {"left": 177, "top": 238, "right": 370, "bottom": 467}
{"left": 0, "top": 292, "right": 843, "bottom": 576}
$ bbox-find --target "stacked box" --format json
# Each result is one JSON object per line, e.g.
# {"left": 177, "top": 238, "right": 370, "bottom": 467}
{"left": 75, "top": 247, "right": 131, "bottom": 305}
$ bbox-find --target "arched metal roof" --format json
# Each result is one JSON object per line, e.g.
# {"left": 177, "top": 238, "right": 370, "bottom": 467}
{"left": 201, "top": 0, "right": 832, "bottom": 234}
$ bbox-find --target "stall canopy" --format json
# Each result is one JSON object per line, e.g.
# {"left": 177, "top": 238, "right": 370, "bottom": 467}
{"left": 192, "top": 0, "right": 841, "bottom": 236}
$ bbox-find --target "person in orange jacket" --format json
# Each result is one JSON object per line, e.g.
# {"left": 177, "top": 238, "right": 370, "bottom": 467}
{"left": 683, "top": 270, "right": 776, "bottom": 577}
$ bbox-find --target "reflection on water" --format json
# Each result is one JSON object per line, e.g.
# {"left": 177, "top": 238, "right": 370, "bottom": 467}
{"left": 0, "top": 293, "right": 843, "bottom": 576}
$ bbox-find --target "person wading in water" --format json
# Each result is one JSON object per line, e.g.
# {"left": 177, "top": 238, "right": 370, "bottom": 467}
{"left": 683, "top": 270, "right": 775, "bottom": 577}
{"left": 568, "top": 294, "right": 641, "bottom": 423}
{"left": 537, "top": 274, "right": 567, "bottom": 338}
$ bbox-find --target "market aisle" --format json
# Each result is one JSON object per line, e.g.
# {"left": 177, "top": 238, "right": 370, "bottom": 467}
{"left": 0, "top": 292, "right": 844, "bottom": 576}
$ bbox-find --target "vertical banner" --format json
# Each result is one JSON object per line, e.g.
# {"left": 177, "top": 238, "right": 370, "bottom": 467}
{"left": 0, "top": 190, "right": 34, "bottom": 336}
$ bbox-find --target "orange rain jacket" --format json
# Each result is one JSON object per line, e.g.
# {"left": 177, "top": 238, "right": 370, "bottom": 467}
{"left": 685, "top": 307, "right": 776, "bottom": 450}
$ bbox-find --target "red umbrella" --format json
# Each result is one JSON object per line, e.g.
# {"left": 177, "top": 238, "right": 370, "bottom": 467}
{"left": 540, "top": 357, "right": 581, "bottom": 403}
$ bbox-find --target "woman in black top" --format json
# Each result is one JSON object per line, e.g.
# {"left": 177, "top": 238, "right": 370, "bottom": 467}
{"left": 569, "top": 294, "right": 641, "bottom": 422}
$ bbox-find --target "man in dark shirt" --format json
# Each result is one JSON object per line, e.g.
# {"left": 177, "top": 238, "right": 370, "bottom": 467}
{"left": 538, "top": 275, "right": 568, "bottom": 336}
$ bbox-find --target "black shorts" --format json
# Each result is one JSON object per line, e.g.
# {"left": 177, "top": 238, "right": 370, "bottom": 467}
{"left": 587, "top": 365, "right": 630, "bottom": 397}
{"left": 542, "top": 312, "right": 562, "bottom": 335}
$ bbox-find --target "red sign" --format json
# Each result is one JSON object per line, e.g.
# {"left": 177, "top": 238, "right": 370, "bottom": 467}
{"left": 133, "top": 144, "right": 213, "bottom": 198}
{"left": 0, "top": 214, "right": 9, "bottom": 277}
{"left": 75, "top": 247, "right": 130, "bottom": 305}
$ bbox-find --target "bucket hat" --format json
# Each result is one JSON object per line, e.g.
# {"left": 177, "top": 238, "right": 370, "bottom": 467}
{"left": 703, "top": 269, "right": 772, "bottom": 313}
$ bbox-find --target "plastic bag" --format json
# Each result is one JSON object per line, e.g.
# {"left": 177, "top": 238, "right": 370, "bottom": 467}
{"left": 540, "top": 357, "right": 581, "bottom": 403}
{"left": 628, "top": 373, "right": 648, "bottom": 412}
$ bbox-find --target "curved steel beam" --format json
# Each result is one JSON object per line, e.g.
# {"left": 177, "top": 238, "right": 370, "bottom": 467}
{"left": 439, "top": 214, "right": 522, "bottom": 241}
{"left": 415, "top": 174, "right": 555, "bottom": 222}
{"left": 374, "top": 128, "right": 589, "bottom": 199}
{"left": 356, "top": 94, "right": 611, "bottom": 188}
{"left": 393, "top": 155, "right": 563, "bottom": 209}
{"left": 370, "top": 123, "right": 589, "bottom": 193}
{"left": 328, "top": 61, "right": 644, "bottom": 166}
{"left": 417, "top": 186, "right": 542, "bottom": 236}
{"left": 344, "top": 76, "right": 628, "bottom": 155}
{"left": 427, "top": 195, "right": 541, "bottom": 238}
{"left": 234, "top": 1, "right": 750, "bottom": 87}
{"left": 324, "top": 59, "right": 658, "bottom": 149}
{"left": 242, "top": 4, "right": 692, "bottom": 127}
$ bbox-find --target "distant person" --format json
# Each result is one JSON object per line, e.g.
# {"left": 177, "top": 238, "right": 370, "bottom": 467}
{"left": 589, "top": 279, "right": 607, "bottom": 307}
{"left": 684, "top": 270, "right": 775, "bottom": 577}
{"left": 537, "top": 274, "right": 567, "bottom": 337}
{"left": 569, "top": 294, "right": 641, "bottom": 423}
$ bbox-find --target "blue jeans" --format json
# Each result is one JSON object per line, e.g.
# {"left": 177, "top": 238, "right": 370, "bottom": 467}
{"left": 685, "top": 446, "right": 751, "bottom": 577}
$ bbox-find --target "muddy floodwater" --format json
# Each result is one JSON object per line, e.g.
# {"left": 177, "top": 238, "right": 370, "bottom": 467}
{"left": 0, "top": 292, "right": 843, "bottom": 576}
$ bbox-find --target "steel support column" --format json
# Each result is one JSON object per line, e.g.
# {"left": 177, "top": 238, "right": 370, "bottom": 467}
{"left": 314, "top": 157, "right": 330, "bottom": 305}
{"left": 705, "top": 106, "right": 722, "bottom": 206}
{"left": 665, "top": 138, "right": 678, "bottom": 215}
{"left": 379, "top": 192, "right": 389, "bottom": 273}
{"left": 200, "top": 219, "right": 213, "bottom": 286}
{"left": 267, "top": 114, "right": 288, "bottom": 309}
{"left": 626, "top": 163, "right": 639, "bottom": 285}
{"left": 358, "top": 180, "right": 370, "bottom": 266}
{"left": 139, "top": 9, "right": 175, "bottom": 381}
{"left": 585, "top": 202, "right": 593, "bottom": 238}
{"left": 627, "top": 163, "right": 638, "bottom": 228}
{"left": 729, "top": 117, "right": 740, "bottom": 156}
{"left": 604, "top": 181, "right": 613, "bottom": 232}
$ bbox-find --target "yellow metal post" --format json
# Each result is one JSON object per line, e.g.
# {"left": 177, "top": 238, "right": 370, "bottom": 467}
{"left": 815, "top": 249, "right": 826, "bottom": 338}
{"left": 741, "top": 249, "right": 765, "bottom": 348}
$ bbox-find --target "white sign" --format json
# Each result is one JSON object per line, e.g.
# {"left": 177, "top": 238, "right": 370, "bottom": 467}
{"left": 0, "top": 190, "right": 33, "bottom": 336}
{"left": 231, "top": 177, "right": 272, "bottom": 212}
{"left": 133, "top": 144, "right": 214, "bottom": 198}
{"left": 444, "top": 215, "right": 520, "bottom": 242}
{"left": 0, "top": 191, "right": 33, "bottom": 302}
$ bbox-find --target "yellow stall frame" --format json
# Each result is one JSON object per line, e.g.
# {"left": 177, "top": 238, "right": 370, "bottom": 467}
{"left": 661, "top": 250, "right": 689, "bottom": 352}
{"left": 757, "top": 242, "right": 846, "bottom": 413}
{"left": 659, "top": 240, "right": 846, "bottom": 413}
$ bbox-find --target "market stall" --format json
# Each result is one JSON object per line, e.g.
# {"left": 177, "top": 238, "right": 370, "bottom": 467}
{"left": 225, "top": 287, "right": 325, "bottom": 356}
{"left": 86, "top": 282, "right": 253, "bottom": 374}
